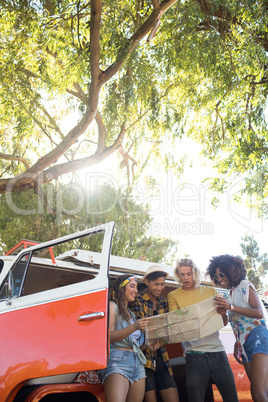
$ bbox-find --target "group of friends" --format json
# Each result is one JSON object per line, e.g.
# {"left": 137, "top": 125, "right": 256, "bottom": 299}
{"left": 98, "top": 255, "right": 268, "bottom": 402}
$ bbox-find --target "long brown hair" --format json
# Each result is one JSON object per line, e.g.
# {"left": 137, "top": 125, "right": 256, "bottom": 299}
{"left": 110, "top": 274, "right": 137, "bottom": 322}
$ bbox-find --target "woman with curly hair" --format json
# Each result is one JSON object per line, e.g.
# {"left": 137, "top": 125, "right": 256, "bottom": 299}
{"left": 99, "top": 274, "right": 160, "bottom": 402}
{"left": 207, "top": 255, "right": 268, "bottom": 402}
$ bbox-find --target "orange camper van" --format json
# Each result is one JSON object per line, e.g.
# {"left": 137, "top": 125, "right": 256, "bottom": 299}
{"left": 0, "top": 222, "right": 253, "bottom": 401}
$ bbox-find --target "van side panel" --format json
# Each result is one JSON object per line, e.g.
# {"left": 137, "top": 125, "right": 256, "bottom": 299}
{"left": 0, "top": 288, "right": 108, "bottom": 401}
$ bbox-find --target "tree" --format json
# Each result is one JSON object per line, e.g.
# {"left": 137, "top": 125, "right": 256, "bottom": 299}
{"left": 0, "top": 0, "right": 179, "bottom": 193}
{"left": 0, "top": 180, "right": 178, "bottom": 264}
{"left": 1, "top": 0, "right": 268, "bottom": 207}
{"left": 240, "top": 233, "right": 268, "bottom": 288}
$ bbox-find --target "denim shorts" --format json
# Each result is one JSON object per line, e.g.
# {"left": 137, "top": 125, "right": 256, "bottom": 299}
{"left": 242, "top": 325, "right": 268, "bottom": 363}
{"left": 99, "top": 349, "right": 146, "bottom": 384}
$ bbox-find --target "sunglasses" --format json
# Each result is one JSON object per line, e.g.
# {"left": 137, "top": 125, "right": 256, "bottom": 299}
{"left": 213, "top": 272, "right": 226, "bottom": 281}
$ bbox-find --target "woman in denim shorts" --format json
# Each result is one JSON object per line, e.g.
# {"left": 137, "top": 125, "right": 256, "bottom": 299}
{"left": 207, "top": 255, "right": 268, "bottom": 402}
{"left": 99, "top": 274, "right": 160, "bottom": 402}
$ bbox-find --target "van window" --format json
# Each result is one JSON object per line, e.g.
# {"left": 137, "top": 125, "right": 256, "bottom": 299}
{"left": 0, "top": 255, "right": 29, "bottom": 301}
{"left": 0, "top": 231, "right": 103, "bottom": 299}
{"left": 0, "top": 278, "right": 8, "bottom": 301}
{"left": 22, "top": 259, "right": 95, "bottom": 296}
{"left": 11, "top": 255, "right": 29, "bottom": 297}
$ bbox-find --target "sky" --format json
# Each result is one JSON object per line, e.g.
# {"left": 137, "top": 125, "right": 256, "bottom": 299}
{"left": 147, "top": 169, "right": 268, "bottom": 274}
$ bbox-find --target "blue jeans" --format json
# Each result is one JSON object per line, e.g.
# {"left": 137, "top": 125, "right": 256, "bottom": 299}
{"left": 185, "top": 351, "right": 238, "bottom": 402}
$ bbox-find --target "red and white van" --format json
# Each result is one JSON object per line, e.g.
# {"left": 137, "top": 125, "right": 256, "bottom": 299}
{"left": 0, "top": 222, "right": 252, "bottom": 401}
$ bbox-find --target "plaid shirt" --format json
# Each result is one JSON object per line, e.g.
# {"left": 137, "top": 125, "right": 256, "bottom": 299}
{"left": 130, "top": 289, "right": 173, "bottom": 375}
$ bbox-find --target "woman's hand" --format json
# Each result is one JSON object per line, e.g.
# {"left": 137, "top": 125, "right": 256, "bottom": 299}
{"left": 215, "top": 287, "right": 264, "bottom": 319}
{"left": 214, "top": 296, "right": 230, "bottom": 311}
{"left": 134, "top": 317, "right": 150, "bottom": 331}
{"left": 216, "top": 306, "right": 228, "bottom": 315}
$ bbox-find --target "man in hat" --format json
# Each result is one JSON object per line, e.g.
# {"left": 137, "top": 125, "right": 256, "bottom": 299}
{"left": 130, "top": 264, "right": 179, "bottom": 402}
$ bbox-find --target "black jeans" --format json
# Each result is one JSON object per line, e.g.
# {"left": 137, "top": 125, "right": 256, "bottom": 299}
{"left": 185, "top": 351, "right": 238, "bottom": 402}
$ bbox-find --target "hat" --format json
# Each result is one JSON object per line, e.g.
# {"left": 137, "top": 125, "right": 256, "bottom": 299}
{"left": 143, "top": 264, "right": 169, "bottom": 280}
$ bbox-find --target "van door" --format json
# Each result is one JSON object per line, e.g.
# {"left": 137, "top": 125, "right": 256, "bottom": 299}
{"left": 0, "top": 222, "right": 114, "bottom": 401}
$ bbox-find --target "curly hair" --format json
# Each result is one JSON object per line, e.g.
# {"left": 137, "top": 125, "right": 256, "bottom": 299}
{"left": 110, "top": 274, "right": 136, "bottom": 322}
{"left": 174, "top": 258, "right": 201, "bottom": 286}
{"left": 206, "top": 254, "right": 246, "bottom": 288}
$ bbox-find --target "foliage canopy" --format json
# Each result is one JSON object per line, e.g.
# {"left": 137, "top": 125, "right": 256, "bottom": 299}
{"left": 0, "top": 0, "right": 268, "bottom": 215}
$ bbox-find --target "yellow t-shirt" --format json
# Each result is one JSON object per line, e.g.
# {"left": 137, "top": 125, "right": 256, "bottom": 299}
{"left": 168, "top": 285, "right": 217, "bottom": 310}
{"left": 167, "top": 285, "right": 224, "bottom": 354}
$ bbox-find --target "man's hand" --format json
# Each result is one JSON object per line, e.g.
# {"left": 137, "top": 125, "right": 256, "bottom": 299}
{"left": 148, "top": 340, "right": 161, "bottom": 351}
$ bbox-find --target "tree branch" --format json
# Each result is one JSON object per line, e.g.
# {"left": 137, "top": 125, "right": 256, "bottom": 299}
{"left": 95, "top": 110, "right": 107, "bottom": 154}
{"left": 90, "top": 0, "right": 102, "bottom": 87}
{"left": 151, "top": 0, "right": 161, "bottom": 10}
{"left": 66, "top": 82, "right": 88, "bottom": 103}
{"left": 100, "top": 0, "right": 179, "bottom": 86}
{"left": 0, "top": 153, "right": 31, "bottom": 170}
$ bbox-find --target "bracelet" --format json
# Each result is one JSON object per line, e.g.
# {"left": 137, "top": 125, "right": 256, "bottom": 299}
{"left": 230, "top": 304, "right": 234, "bottom": 311}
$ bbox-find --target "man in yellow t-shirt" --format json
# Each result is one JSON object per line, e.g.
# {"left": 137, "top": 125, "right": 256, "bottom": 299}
{"left": 168, "top": 258, "right": 238, "bottom": 402}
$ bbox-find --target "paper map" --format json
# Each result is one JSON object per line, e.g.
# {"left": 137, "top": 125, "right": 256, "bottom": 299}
{"left": 145, "top": 296, "right": 224, "bottom": 345}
